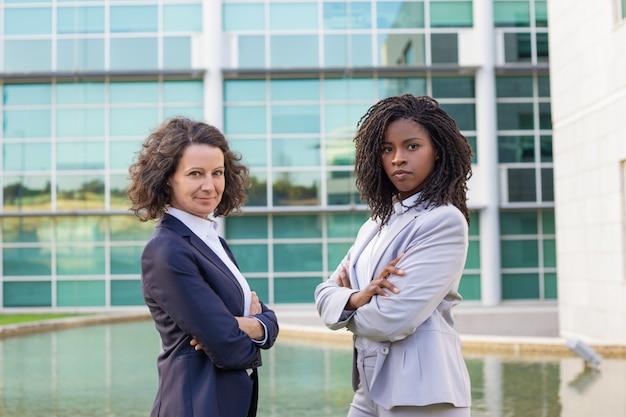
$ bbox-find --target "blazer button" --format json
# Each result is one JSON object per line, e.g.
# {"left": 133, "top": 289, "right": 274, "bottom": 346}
{"left": 380, "top": 347, "right": 389, "bottom": 355}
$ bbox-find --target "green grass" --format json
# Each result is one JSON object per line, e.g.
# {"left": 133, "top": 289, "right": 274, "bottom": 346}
{"left": 0, "top": 314, "right": 85, "bottom": 326}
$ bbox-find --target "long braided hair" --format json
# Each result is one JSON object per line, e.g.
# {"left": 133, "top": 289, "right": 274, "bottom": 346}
{"left": 354, "top": 94, "right": 473, "bottom": 225}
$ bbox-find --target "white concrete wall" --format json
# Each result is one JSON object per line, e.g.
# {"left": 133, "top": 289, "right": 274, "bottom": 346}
{"left": 548, "top": 0, "right": 626, "bottom": 344}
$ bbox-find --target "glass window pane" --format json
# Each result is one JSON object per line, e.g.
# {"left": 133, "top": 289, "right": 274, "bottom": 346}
{"left": 324, "top": 103, "right": 370, "bottom": 134}
{"left": 507, "top": 168, "right": 536, "bottom": 202}
{"left": 229, "top": 244, "right": 269, "bottom": 273}
{"left": 224, "top": 80, "right": 266, "bottom": 102}
{"left": 224, "top": 106, "right": 267, "bottom": 135}
{"left": 3, "top": 248, "right": 52, "bottom": 276}
{"left": 543, "top": 238, "right": 556, "bottom": 268}
{"left": 4, "top": 8, "right": 51, "bottom": 35}
{"left": 111, "top": 246, "right": 142, "bottom": 274}
{"left": 502, "top": 273, "right": 539, "bottom": 299}
{"left": 110, "top": 215, "right": 155, "bottom": 241}
{"left": 164, "top": 4, "right": 202, "bottom": 32}
{"left": 163, "top": 81, "right": 204, "bottom": 103}
{"left": 3, "top": 176, "right": 52, "bottom": 212}
{"left": 3, "top": 282, "right": 51, "bottom": 307}
{"left": 378, "top": 77, "right": 427, "bottom": 97}
{"left": 270, "top": 3, "right": 318, "bottom": 30}
{"left": 271, "top": 105, "right": 320, "bottom": 134}
{"left": 3, "top": 110, "right": 51, "bottom": 138}
{"left": 431, "top": 33, "right": 458, "bottom": 64}
{"left": 111, "top": 280, "right": 144, "bottom": 306}
{"left": 541, "top": 167, "right": 554, "bottom": 202}
{"left": 110, "top": 174, "right": 130, "bottom": 210}
{"left": 541, "top": 209, "right": 555, "bottom": 234}
{"left": 57, "top": 280, "right": 105, "bottom": 306}
{"left": 501, "top": 240, "right": 538, "bottom": 268}
{"left": 440, "top": 103, "right": 476, "bottom": 131}
{"left": 544, "top": 272, "right": 557, "bottom": 299}
{"left": 274, "top": 277, "right": 320, "bottom": 303}
{"left": 163, "top": 37, "right": 192, "bottom": 69}
{"left": 500, "top": 211, "right": 537, "bottom": 235}
{"left": 246, "top": 171, "right": 268, "bottom": 206}
{"left": 494, "top": 1, "right": 530, "bottom": 27}
{"left": 223, "top": 4, "right": 264, "bottom": 31}
{"left": 57, "top": 175, "right": 105, "bottom": 210}
{"left": 273, "top": 171, "right": 320, "bottom": 206}
{"left": 348, "top": 34, "right": 374, "bottom": 66}
{"left": 270, "top": 35, "right": 319, "bottom": 68}
{"left": 537, "top": 76, "right": 551, "bottom": 97}
{"left": 56, "top": 82, "right": 105, "bottom": 105}
{"left": 56, "top": 216, "right": 106, "bottom": 242}
{"left": 273, "top": 244, "right": 322, "bottom": 272}
{"left": 238, "top": 35, "right": 266, "bottom": 68}
{"left": 110, "top": 82, "right": 159, "bottom": 104}
{"left": 57, "top": 6, "right": 104, "bottom": 34}
{"left": 110, "top": 38, "right": 158, "bottom": 70}
{"left": 271, "top": 79, "right": 320, "bottom": 101}
{"left": 274, "top": 215, "right": 322, "bottom": 238}
{"left": 110, "top": 140, "right": 140, "bottom": 170}
{"left": 465, "top": 240, "right": 480, "bottom": 269}
{"left": 537, "top": 33, "right": 549, "bottom": 63}
{"left": 468, "top": 212, "right": 480, "bottom": 236}
{"left": 273, "top": 138, "right": 320, "bottom": 167}
{"left": 378, "top": 34, "right": 425, "bottom": 66}
{"left": 467, "top": 135, "right": 477, "bottom": 164}
{"left": 430, "top": 1, "right": 473, "bottom": 28}
{"left": 3, "top": 143, "right": 52, "bottom": 171}
{"left": 432, "top": 76, "right": 474, "bottom": 98}
{"left": 4, "top": 40, "right": 52, "bottom": 72}
{"left": 110, "top": 6, "right": 157, "bottom": 32}
{"left": 504, "top": 32, "right": 532, "bottom": 63}
{"left": 458, "top": 274, "right": 481, "bottom": 300}
{"left": 498, "top": 135, "right": 535, "bottom": 163}
{"left": 57, "top": 142, "right": 105, "bottom": 170}
{"left": 230, "top": 138, "right": 267, "bottom": 167}
{"left": 377, "top": 2, "right": 424, "bottom": 28}
{"left": 497, "top": 103, "right": 534, "bottom": 130}
{"left": 225, "top": 215, "right": 268, "bottom": 239}
{"left": 2, "top": 217, "right": 53, "bottom": 243}
{"left": 327, "top": 170, "right": 360, "bottom": 204}
{"left": 327, "top": 212, "right": 369, "bottom": 238}
{"left": 163, "top": 106, "right": 204, "bottom": 121}
{"left": 496, "top": 76, "right": 533, "bottom": 98}
{"left": 535, "top": 0, "right": 548, "bottom": 27}
{"left": 326, "top": 137, "right": 356, "bottom": 166}
{"left": 57, "top": 246, "right": 106, "bottom": 275}
{"left": 56, "top": 109, "right": 105, "bottom": 137}
{"left": 57, "top": 38, "right": 105, "bottom": 71}
{"left": 4, "top": 84, "right": 52, "bottom": 105}
{"left": 539, "top": 102, "right": 552, "bottom": 129}
{"left": 324, "top": 78, "right": 376, "bottom": 101}
{"left": 328, "top": 242, "right": 352, "bottom": 271}
{"left": 110, "top": 107, "right": 159, "bottom": 137}
{"left": 324, "top": 2, "right": 372, "bottom": 29}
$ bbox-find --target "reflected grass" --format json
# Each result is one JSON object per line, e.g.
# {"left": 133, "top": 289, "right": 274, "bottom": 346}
{"left": 0, "top": 313, "right": 86, "bottom": 326}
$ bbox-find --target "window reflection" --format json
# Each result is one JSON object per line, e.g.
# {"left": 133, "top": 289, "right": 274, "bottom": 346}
{"left": 326, "top": 170, "right": 360, "bottom": 205}
{"left": 56, "top": 216, "right": 106, "bottom": 242}
{"left": 4, "top": 40, "right": 52, "bottom": 72}
{"left": 2, "top": 176, "right": 52, "bottom": 212}
{"left": 3, "top": 109, "right": 52, "bottom": 138}
{"left": 378, "top": 34, "right": 425, "bottom": 66}
{"left": 3, "top": 142, "right": 52, "bottom": 171}
{"left": 57, "top": 6, "right": 104, "bottom": 34}
{"left": 1, "top": 217, "right": 53, "bottom": 243}
{"left": 57, "top": 142, "right": 105, "bottom": 170}
{"left": 377, "top": 2, "right": 424, "bottom": 29}
{"left": 110, "top": 174, "right": 130, "bottom": 210}
{"left": 272, "top": 137, "right": 320, "bottom": 167}
{"left": 56, "top": 246, "right": 106, "bottom": 275}
{"left": 57, "top": 38, "right": 105, "bottom": 70}
{"left": 110, "top": 37, "right": 158, "bottom": 70}
{"left": 270, "top": 35, "right": 319, "bottom": 67}
{"left": 247, "top": 171, "right": 268, "bottom": 206}
{"left": 2, "top": 248, "right": 52, "bottom": 276}
{"left": 57, "top": 174, "right": 105, "bottom": 210}
{"left": 272, "top": 171, "right": 320, "bottom": 206}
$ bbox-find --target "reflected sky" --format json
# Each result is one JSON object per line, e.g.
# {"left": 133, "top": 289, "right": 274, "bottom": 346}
{"left": 0, "top": 321, "right": 624, "bottom": 417}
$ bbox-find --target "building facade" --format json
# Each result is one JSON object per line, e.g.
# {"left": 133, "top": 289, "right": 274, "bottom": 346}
{"left": 548, "top": 0, "right": 626, "bottom": 345}
{"left": 0, "top": 0, "right": 555, "bottom": 311}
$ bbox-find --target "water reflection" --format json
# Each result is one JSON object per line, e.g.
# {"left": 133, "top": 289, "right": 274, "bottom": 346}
{"left": 0, "top": 321, "right": 624, "bottom": 417}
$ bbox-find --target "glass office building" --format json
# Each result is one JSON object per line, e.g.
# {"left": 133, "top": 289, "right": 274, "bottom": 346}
{"left": 0, "top": 0, "right": 554, "bottom": 309}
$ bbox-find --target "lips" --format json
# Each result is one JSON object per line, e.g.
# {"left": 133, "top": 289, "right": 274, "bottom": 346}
{"left": 392, "top": 170, "right": 411, "bottom": 179}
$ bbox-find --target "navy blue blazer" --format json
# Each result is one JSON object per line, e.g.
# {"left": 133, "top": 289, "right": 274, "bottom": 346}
{"left": 141, "top": 214, "right": 279, "bottom": 417}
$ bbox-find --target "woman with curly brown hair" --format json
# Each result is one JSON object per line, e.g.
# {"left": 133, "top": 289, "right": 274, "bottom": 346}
{"left": 315, "top": 95, "right": 473, "bottom": 417}
{"left": 128, "top": 117, "right": 278, "bottom": 417}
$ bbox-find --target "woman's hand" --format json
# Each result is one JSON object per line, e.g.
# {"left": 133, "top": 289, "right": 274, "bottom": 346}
{"left": 343, "top": 253, "right": 404, "bottom": 310}
{"left": 190, "top": 291, "right": 265, "bottom": 350}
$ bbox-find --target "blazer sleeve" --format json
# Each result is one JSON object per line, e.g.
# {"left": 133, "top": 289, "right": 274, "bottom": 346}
{"left": 346, "top": 206, "right": 468, "bottom": 342}
{"left": 142, "top": 231, "right": 271, "bottom": 370}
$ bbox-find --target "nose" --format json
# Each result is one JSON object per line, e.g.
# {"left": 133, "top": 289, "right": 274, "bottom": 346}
{"left": 201, "top": 178, "right": 216, "bottom": 191}
{"left": 391, "top": 149, "right": 407, "bottom": 166}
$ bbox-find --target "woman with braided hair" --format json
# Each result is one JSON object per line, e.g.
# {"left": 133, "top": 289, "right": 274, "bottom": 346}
{"left": 315, "top": 94, "right": 473, "bottom": 416}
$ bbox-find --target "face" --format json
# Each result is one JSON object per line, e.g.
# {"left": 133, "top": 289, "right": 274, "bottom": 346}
{"left": 381, "top": 118, "right": 438, "bottom": 200}
{"left": 169, "top": 143, "right": 225, "bottom": 218}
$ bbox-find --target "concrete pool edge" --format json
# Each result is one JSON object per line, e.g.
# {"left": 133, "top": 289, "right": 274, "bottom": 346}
{"left": 2, "top": 311, "right": 625, "bottom": 358}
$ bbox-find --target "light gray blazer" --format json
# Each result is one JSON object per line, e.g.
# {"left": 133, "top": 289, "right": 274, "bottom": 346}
{"left": 315, "top": 202, "right": 471, "bottom": 410}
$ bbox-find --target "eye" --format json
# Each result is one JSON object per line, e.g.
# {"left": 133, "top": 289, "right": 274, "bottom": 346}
{"left": 189, "top": 170, "right": 202, "bottom": 177}
{"left": 381, "top": 145, "right": 393, "bottom": 153}
{"left": 213, "top": 169, "right": 224, "bottom": 177}
{"left": 408, "top": 143, "right": 418, "bottom": 150}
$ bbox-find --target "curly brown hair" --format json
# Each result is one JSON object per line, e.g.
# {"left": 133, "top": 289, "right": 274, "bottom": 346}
{"left": 354, "top": 94, "right": 473, "bottom": 225}
{"left": 127, "top": 117, "right": 249, "bottom": 221}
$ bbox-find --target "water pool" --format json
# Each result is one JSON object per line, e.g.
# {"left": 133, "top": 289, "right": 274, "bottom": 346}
{"left": 0, "top": 320, "right": 624, "bottom": 417}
